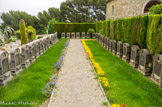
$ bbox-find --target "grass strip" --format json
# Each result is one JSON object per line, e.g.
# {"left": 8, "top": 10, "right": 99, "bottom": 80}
{"left": 0, "top": 39, "right": 67, "bottom": 107}
{"left": 86, "top": 40, "right": 162, "bottom": 107}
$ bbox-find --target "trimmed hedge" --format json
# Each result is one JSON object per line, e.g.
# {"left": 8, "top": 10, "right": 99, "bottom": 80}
{"left": 96, "top": 15, "right": 162, "bottom": 55}
{"left": 54, "top": 23, "right": 96, "bottom": 38}
{"left": 147, "top": 15, "right": 162, "bottom": 55}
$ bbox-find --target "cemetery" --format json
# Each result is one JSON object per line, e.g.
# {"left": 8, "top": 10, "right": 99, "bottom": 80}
{"left": 0, "top": 0, "right": 162, "bottom": 107}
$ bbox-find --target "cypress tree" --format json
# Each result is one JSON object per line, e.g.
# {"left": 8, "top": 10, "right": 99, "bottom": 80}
{"left": 19, "top": 19, "right": 28, "bottom": 45}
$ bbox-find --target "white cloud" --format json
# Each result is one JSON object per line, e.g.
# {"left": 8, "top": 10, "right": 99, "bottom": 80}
{"left": 0, "top": 0, "right": 66, "bottom": 16}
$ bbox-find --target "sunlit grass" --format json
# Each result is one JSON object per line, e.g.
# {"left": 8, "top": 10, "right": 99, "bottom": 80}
{"left": 86, "top": 40, "right": 162, "bottom": 107}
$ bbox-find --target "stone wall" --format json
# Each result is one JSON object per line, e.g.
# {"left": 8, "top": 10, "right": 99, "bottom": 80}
{"left": 106, "top": 0, "right": 162, "bottom": 20}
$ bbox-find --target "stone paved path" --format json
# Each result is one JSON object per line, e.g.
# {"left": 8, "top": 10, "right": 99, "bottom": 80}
{"left": 51, "top": 39, "right": 105, "bottom": 107}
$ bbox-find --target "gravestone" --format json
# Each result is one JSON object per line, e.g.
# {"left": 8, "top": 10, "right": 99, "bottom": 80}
{"left": 21, "top": 44, "right": 30, "bottom": 68}
{"left": 76, "top": 32, "right": 80, "bottom": 39}
{"left": 92, "top": 33, "right": 96, "bottom": 39}
{"left": 138, "top": 49, "right": 152, "bottom": 76}
{"left": 109, "top": 40, "right": 113, "bottom": 52}
{"left": 10, "top": 48, "right": 22, "bottom": 76}
{"left": 82, "top": 32, "right": 85, "bottom": 38}
{"left": 112, "top": 40, "right": 117, "bottom": 54}
{"left": 151, "top": 55, "right": 162, "bottom": 87}
{"left": 106, "top": 38, "right": 110, "bottom": 50}
{"left": 71, "top": 32, "right": 75, "bottom": 39}
{"left": 104, "top": 37, "right": 108, "bottom": 49}
{"left": 122, "top": 43, "right": 130, "bottom": 62}
{"left": 0, "top": 51, "right": 13, "bottom": 86}
{"left": 87, "top": 32, "right": 90, "bottom": 39}
{"left": 50, "top": 34, "right": 54, "bottom": 44}
{"left": 37, "top": 40, "right": 41, "bottom": 55}
{"left": 66, "top": 32, "right": 70, "bottom": 39}
{"left": 29, "top": 42, "right": 35, "bottom": 63}
{"left": 46, "top": 36, "right": 50, "bottom": 48}
{"left": 130, "top": 45, "right": 140, "bottom": 68}
{"left": 40, "top": 39, "right": 44, "bottom": 53}
{"left": 43, "top": 38, "right": 47, "bottom": 51}
{"left": 61, "top": 32, "right": 65, "bottom": 38}
{"left": 117, "top": 41, "right": 123, "bottom": 58}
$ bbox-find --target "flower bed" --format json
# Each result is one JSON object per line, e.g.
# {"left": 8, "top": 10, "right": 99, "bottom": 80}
{"left": 82, "top": 39, "right": 125, "bottom": 107}
{"left": 41, "top": 40, "right": 70, "bottom": 98}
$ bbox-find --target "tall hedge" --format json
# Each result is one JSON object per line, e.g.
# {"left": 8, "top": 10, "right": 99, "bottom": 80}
{"left": 147, "top": 15, "right": 162, "bottom": 55}
{"left": 106, "top": 20, "right": 110, "bottom": 37}
{"left": 54, "top": 23, "right": 96, "bottom": 38}
{"left": 97, "top": 14, "right": 162, "bottom": 54}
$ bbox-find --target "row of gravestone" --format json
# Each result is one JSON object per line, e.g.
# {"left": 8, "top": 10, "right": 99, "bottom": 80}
{"left": 61, "top": 32, "right": 96, "bottom": 39}
{"left": 96, "top": 33, "right": 162, "bottom": 87}
{"left": 0, "top": 33, "right": 58, "bottom": 86}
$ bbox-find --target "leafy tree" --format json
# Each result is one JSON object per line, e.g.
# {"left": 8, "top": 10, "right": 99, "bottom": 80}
{"left": 60, "top": 0, "right": 106, "bottom": 22}
{"left": 48, "top": 18, "right": 58, "bottom": 34}
{"left": 149, "top": 4, "right": 162, "bottom": 14}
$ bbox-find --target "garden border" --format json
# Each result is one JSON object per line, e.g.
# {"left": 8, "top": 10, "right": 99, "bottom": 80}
{"left": 47, "top": 39, "right": 70, "bottom": 107}
{"left": 81, "top": 39, "right": 110, "bottom": 107}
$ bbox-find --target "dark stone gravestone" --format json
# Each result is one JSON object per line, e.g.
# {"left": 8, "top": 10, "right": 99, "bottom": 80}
{"left": 109, "top": 40, "right": 113, "bottom": 52}
{"left": 112, "top": 40, "right": 117, "bottom": 54}
{"left": 138, "top": 49, "right": 152, "bottom": 76}
{"left": 71, "top": 32, "right": 75, "bottom": 39}
{"left": 61, "top": 32, "right": 65, "bottom": 38}
{"left": 104, "top": 37, "right": 108, "bottom": 49}
{"left": 151, "top": 55, "right": 162, "bottom": 87}
{"left": 92, "top": 33, "right": 96, "bottom": 39}
{"left": 10, "top": 48, "right": 22, "bottom": 76}
{"left": 21, "top": 44, "right": 30, "bottom": 69}
{"left": 130, "top": 45, "right": 140, "bottom": 68}
{"left": 29, "top": 42, "right": 35, "bottom": 63}
{"left": 87, "top": 32, "right": 90, "bottom": 38}
{"left": 122, "top": 43, "right": 130, "bottom": 62}
{"left": 66, "top": 32, "right": 70, "bottom": 39}
{"left": 0, "top": 51, "right": 13, "bottom": 86}
{"left": 82, "top": 32, "right": 85, "bottom": 39}
{"left": 117, "top": 41, "right": 123, "bottom": 58}
{"left": 76, "top": 32, "right": 80, "bottom": 39}
{"left": 106, "top": 38, "right": 110, "bottom": 50}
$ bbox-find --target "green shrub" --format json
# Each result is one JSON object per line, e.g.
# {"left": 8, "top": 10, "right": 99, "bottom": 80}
{"left": 15, "top": 30, "right": 21, "bottom": 39}
{"left": 106, "top": 20, "right": 110, "bottom": 37}
{"left": 88, "top": 28, "right": 95, "bottom": 38}
{"left": 19, "top": 19, "right": 28, "bottom": 45}
{"left": 48, "top": 18, "right": 58, "bottom": 34}
{"left": 147, "top": 15, "right": 162, "bottom": 55}
{"left": 7, "top": 36, "right": 16, "bottom": 43}
{"left": 149, "top": 4, "right": 162, "bottom": 14}
{"left": 54, "top": 23, "right": 96, "bottom": 38}
{"left": 27, "top": 26, "right": 36, "bottom": 40}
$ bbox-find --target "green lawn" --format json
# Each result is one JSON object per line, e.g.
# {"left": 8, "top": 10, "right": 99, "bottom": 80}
{"left": 0, "top": 39, "right": 67, "bottom": 107}
{"left": 86, "top": 40, "right": 162, "bottom": 107}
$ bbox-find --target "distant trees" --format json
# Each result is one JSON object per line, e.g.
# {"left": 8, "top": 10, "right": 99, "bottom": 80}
{"left": 60, "top": 0, "right": 106, "bottom": 22}
{"left": 0, "top": 0, "right": 106, "bottom": 34}
{"left": 0, "top": 7, "right": 61, "bottom": 34}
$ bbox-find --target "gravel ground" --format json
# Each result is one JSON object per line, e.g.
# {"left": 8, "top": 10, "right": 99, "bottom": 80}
{"left": 51, "top": 39, "right": 106, "bottom": 107}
